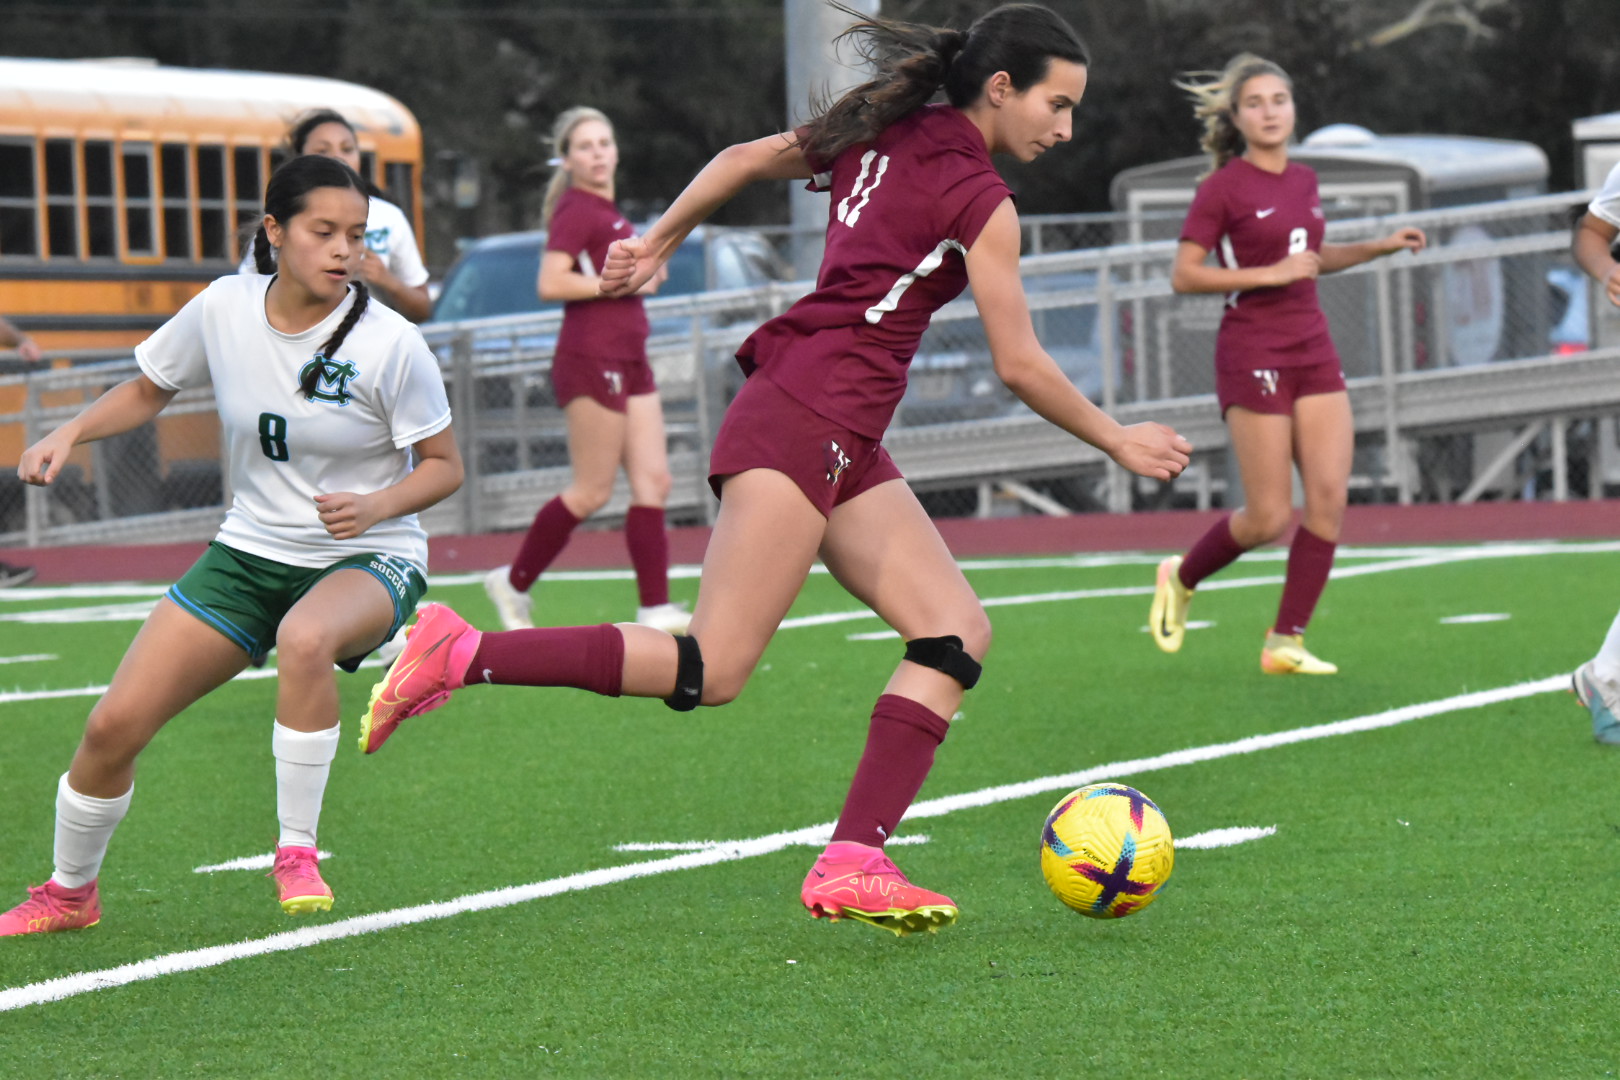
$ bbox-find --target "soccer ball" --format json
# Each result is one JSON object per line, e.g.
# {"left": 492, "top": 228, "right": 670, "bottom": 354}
{"left": 1040, "top": 782, "right": 1174, "bottom": 919}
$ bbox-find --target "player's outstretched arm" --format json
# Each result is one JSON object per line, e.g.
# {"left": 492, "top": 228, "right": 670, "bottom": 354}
{"left": 1573, "top": 212, "right": 1620, "bottom": 309}
{"left": 18, "top": 374, "right": 176, "bottom": 486}
{"left": 1171, "top": 239, "right": 1318, "bottom": 294}
{"left": 966, "top": 200, "right": 1192, "bottom": 482}
{"left": 600, "top": 132, "right": 812, "bottom": 297}
{"left": 313, "top": 426, "right": 464, "bottom": 541}
{"left": 1319, "top": 227, "right": 1426, "bottom": 274}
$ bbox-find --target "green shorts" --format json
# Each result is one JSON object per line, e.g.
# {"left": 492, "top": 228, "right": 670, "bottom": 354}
{"left": 166, "top": 542, "right": 428, "bottom": 673}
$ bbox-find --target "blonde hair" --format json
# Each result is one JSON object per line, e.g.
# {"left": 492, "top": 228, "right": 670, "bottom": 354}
{"left": 541, "top": 106, "right": 613, "bottom": 228}
{"left": 1175, "top": 53, "right": 1292, "bottom": 179}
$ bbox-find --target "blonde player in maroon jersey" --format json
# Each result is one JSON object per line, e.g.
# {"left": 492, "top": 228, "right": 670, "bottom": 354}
{"left": 1149, "top": 54, "right": 1425, "bottom": 675}
{"left": 482, "top": 107, "right": 689, "bottom": 636}
{"left": 359, "top": 3, "right": 1191, "bottom": 936}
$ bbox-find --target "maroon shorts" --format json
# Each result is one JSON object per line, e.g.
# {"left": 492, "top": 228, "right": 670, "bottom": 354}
{"left": 708, "top": 375, "right": 904, "bottom": 517}
{"left": 1216, "top": 358, "right": 1346, "bottom": 417}
{"left": 550, "top": 351, "right": 657, "bottom": 413}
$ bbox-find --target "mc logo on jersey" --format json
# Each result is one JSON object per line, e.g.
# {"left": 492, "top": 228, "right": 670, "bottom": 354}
{"left": 1253, "top": 369, "right": 1280, "bottom": 397}
{"left": 299, "top": 355, "right": 360, "bottom": 406}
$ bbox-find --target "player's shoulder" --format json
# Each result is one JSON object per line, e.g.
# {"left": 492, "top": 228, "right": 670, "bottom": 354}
{"left": 197, "top": 271, "right": 266, "bottom": 312}
{"left": 1285, "top": 160, "right": 1320, "bottom": 186}
{"left": 367, "top": 196, "right": 412, "bottom": 231}
{"left": 353, "top": 289, "right": 417, "bottom": 341}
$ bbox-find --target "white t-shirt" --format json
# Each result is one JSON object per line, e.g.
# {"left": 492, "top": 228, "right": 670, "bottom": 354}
{"left": 239, "top": 197, "right": 430, "bottom": 297}
{"left": 1587, "top": 162, "right": 1620, "bottom": 230}
{"left": 136, "top": 274, "right": 452, "bottom": 572}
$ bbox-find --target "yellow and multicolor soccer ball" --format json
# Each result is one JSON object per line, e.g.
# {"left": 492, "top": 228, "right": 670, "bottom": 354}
{"left": 1040, "top": 782, "right": 1174, "bottom": 919}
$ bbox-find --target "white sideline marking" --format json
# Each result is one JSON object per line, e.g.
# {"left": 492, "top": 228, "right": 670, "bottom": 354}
{"left": 0, "top": 673, "right": 1565, "bottom": 1014}
{"left": 1177, "top": 826, "right": 1276, "bottom": 850}
{"left": 612, "top": 834, "right": 929, "bottom": 853}
{"left": 0, "top": 654, "right": 56, "bottom": 665}
{"left": 194, "top": 851, "right": 334, "bottom": 874}
{"left": 0, "top": 601, "right": 155, "bottom": 624}
{"left": 1139, "top": 621, "right": 1215, "bottom": 633}
{"left": 0, "top": 658, "right": 384, "bottom": 707}
{"left": 1440, "top": 613, "right": 1511, "bottom": 625}
{"left": 847, "top": 630, "right": 901, "bottom": 641}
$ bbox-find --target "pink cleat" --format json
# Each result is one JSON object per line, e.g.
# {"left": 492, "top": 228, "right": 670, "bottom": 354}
{"left": 358, "top": 603, "right": 480, "bottom": 755}
{"left": 0, "top": 879, "right": 101, "bottom": 936}
{"left": 801, "top": 841, "right": 958, "bottom": 936}
{"left": 269, "top": 846, "right": 333, "bottom": 914}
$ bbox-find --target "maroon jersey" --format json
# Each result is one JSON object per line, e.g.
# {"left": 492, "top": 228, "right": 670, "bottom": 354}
{"left": 547, "top": 187, "right": 650, "bottom": 361}
{"left": 1180, "top": 158, "right": 1338, "bottom": 371}
{"left": 737, "top": 104, "right": 1013, "bottom": 438}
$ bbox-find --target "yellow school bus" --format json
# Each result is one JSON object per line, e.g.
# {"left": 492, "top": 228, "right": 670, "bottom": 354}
{"left": 0, "top": 57, "right": 424, "bottom": 468}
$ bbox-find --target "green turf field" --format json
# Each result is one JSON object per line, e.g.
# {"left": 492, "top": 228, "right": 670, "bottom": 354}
{"left": 2, "top": 540, "right": 1617, "bottom": 1077}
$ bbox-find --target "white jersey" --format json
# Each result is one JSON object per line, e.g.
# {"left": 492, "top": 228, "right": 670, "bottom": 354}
{"left": 136, "top": 274, "right": 451, "bottom": 572}
{"left": 1587, "top": 161, "right": 1620, "bottom": 230}
{"left": 238, "top": 196, "right": 430, "bottom": 299}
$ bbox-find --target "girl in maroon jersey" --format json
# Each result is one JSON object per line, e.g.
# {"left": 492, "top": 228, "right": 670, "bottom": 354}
{"left": 482, "top": 107, "right": 688, "bottom": 636}
{"left": 362, "top": 3, "right": 1190, "bottom": 936}
{"left": 1148, "top": 54, "right": 1425, "bottom": 675}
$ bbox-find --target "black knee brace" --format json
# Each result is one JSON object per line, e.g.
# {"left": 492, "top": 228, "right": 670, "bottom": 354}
{"left": 663, "top": 633, "right": 704, "bottom": 712}
{"left": 903, "top": 635, "right": 982, "bottom": 690}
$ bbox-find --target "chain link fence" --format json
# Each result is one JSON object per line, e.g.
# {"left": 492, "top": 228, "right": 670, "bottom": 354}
{"left": 4, "top": 193, "right": 1617, "bottom": 547}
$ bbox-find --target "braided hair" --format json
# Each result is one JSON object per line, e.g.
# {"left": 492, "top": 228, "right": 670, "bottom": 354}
{"left": 250, "top": 154, "right": 373, "bottom": 400}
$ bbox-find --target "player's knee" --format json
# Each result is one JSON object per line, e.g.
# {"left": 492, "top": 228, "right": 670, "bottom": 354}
{"left": 632, "top": 467, "right": 672, "bottom": 506}
{"left": 1248, "top": 505, "right": 1293, "bottom": 544}
{"left": 79, "top": 702, "right": 142, "bottom": 762}
{"left": 904, "top": 624, "right": 988, "bottom": 692}
{"left": 957, "top": 608, "right": 993, "bottom": 660}
{"left": 274, "top": 617, "right": 335, "bottom": 669}
{"left": 568, "top": 482, "right": 613, "bottom": 518}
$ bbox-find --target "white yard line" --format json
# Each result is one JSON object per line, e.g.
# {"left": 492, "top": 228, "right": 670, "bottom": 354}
{"left": 1177, "top": 826, "right": 1276, "bottom": 850}
{"left": 0, "top": 654, "right": 56, "bottom": 665}
{"left": 193, "top": 851, "right": 334, "bottom": 874}
{"left": 0, "top": 673, "right": 1565, "bottom": 1013}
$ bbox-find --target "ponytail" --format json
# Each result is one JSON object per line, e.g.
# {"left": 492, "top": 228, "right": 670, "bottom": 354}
{"left": 298, "top": 282, "right": 370, "bottom": 400}
{"left": 799, "top": 3, "right": 1086, "bottom": 163}
{"left": 541, "top": 106, "right": 613, "bottom": 228}
{"left": 1176, "top": 53, "right": 1292, "bottom": 179}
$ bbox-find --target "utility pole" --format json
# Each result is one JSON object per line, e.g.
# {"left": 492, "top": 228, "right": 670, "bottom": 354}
{"left": 783, "top": 0, "right": 879, "bottom": 277}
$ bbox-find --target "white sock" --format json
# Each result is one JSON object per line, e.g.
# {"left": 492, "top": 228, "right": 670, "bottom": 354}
{"left": 274, "top": 722, "right": 340, "bottom": 850}
{"left": 1592, "top": 610, "right": 1620, "bottom": 687}
{"left": 52, "top": 773, "right": 133, "bottom": 889}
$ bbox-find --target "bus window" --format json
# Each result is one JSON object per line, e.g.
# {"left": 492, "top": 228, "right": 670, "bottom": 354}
{"left": 160, "top": 142, "right": 192, "bottom": 260}
{"left": 233, "top": 146, "right": 262, "bottom": 242}
{"left": 121, "top": 142, "right": 156, "bottom": 255}
{"left": 44, "top": 138, "right": 77, "bottom": 259}
{"left": 385, "top": 161, "right": 413, "bottom": 221}
{"left": 360, "top": 150, "right": 376, "bottom": 186}
{"left": 0, "top": 139, "right": 38, "bottom": 256}
{"left": 197, "top": 144, "right": 228, "bottom": 259}
{"left": 85, "top": 140, "right": 115, "bottom": 257}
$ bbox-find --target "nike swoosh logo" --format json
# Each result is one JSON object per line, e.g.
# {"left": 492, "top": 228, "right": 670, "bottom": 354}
{"left": 812, "top": 869, "right": 826, "bottom": 878}
{"left": 1256, "top": 208, "right": 1276, "bottom": 218}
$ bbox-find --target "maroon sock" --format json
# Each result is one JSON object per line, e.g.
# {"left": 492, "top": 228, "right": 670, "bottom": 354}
{"left": 624, "top": 505, "right": 670, "bottom": 607}
{"left": 1178, "top": 514, "right": 1248, "bottom": 589}
{"left": 829, "top": 695, "right": 951, "bottom": 847}
{"left": 466, "top": 624, "right": 624, "bottom": 697}
{"left": 1274, "top": 526, "right": 1336, "bottom": 636}
{"left": 509, "top": 497, "right": 580, "bottom": 592}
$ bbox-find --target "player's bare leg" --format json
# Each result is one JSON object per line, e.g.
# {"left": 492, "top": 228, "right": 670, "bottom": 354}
{"left": 622, "top": 391, "right": 687, "bottom": 634}
{"left": 3, "top": 599, "right": 248, "bottom": 936}
{"left": 799, "top": 478, "right": 990, "bottom": 935}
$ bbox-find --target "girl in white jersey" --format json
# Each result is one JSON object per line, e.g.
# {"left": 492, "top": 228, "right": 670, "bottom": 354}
{"left": 1567, "top": 166, "right": 1620, "bottom": 746}
{"left": 240, "top": 109, "right": 433, "bottom": 322}
{"left": 0, "top": 155, "right": 462, "bottom": 936}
